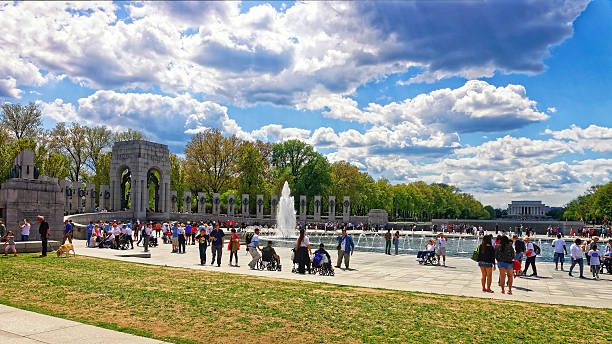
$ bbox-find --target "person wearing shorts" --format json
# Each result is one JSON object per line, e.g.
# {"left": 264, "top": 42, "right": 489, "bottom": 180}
{"left": 552, "top": 234, "right": 567, "bottom": 270}
{"left": 477, "top": 234, "right": 495, "bottom": 293}
{"left": 495, "top": 235, "right": 515, "bottom": 295}
{"left": 436, "top": 233, "right": 447, "bottom": 266}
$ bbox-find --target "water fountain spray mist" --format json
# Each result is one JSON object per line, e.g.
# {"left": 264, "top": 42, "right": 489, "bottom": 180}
{"left": 275, "top": 181, "right": 297, "bottom": 238}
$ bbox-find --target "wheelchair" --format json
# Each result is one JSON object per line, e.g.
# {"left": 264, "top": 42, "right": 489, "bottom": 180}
{"left": 257, "top": 257, "right": 282, "bottom": 271}
{"left": 417, "top": 250, "right": 439, "bottom": 265}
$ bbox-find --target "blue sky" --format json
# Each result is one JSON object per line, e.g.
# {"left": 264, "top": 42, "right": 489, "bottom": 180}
{"left": 1, "top": 1, "right": 611, "bottom": 208}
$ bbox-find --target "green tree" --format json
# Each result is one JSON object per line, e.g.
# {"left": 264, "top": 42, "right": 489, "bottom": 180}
{"left": 293, "top": 153, "right": 332, "bottom": 198}
{"left": 50, "top": 123, "right": 89, "bottom": 181}
{"left": 484, "top": 205, "right": 495, "bottom": 220}
{"left": 85, "top": 126, "right": 112, "bottom": 171}
{"left": 184, "top": 129, "right": 240, "bottom": 195}
{"left": 113, "top": 129, "right": 147, "bottom": 142}
{"left": 0, "top": 102, "right": 42, "bottom": 140}
{"left": 236, "top": 141, "right": 266, "bottom": 197}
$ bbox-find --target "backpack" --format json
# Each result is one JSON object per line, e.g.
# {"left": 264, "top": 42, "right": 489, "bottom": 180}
{"left": 313, "top": 253, "right": 323, "bottom": 265}
{"left": 533, "top": 244, "right": 541, "bottom": 255}
{"left": 471, "top": 246, "right": 480, "bottom": 262}
{"left": 245, "top": 232, "right": 254, "bottom": 245}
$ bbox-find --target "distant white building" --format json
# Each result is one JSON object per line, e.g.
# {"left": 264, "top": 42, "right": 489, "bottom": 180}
{"left": 507, "top": 201, "right": 549, "bottom": 217}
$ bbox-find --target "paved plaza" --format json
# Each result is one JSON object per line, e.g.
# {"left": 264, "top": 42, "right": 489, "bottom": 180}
{"left": 73, "top": 239, "right": 611, "bottom": 309}
{"left": 0, "top": 304, "right": 166, "bottom": 344}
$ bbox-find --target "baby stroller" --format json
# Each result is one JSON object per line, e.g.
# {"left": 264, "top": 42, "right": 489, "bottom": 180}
{"left": 148, "top": 235, "right": 159, "bottom": 247}
{"left": 311, "top": 253, "right": 335, "bottom": 276}
{"left": 601, "top": 256, "right": 612, "bottom": 274}
{"left": 416, "top": 250, "right": 438, "bottom": 265}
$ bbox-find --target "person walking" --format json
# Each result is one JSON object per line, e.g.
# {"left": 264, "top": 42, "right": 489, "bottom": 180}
{"left": 19, "top": 219, "right": 30, "bottom": 241}
{"left": 513, "top": 235, "right": 525, "bottom": 275}
{"left": 477, "top": 234, "right": 495, "bottom": 293}
{"left": 177, "top": 223, "right": 186, "bottom": 253}
{"left": 248, "top": 228, "right": 261, "bottom": 270}
{"left": 195, "top": 227, "right": 208, "bottom": 265}
{"left": 210, "top": 223, "right": 225, "bottom": 267}
{"left": 61, "top": 220, "right": 73, "bottom": 244}
{"left": 295, "top": 229, "right": 312, "bottom": 274}
{"left": 228, "top": 228, "right": 240, "bottom": 267}
{"left": 2, "top": 231, "right": 17, "bottom": 257}
{"left": 37, "top": 216, "right": 49, "bottom": 257}
{"left": 436, "top": 233, "right": 447, "bottom": 266}
{"left": 523, "top": 237, "right": 537, "bottom": 277}
{"left": 171, "top": 222, "right": 179, "bottom": 253}
{"left": 143, "top": 223, "right": 152, "bottom": 252}
{"left": 587, "top": 243, "right": 601, "bottom": 280}
{"left": 393, "top": 231, "right": 400, "bottom": 255}
{"left": 336, "top": 228, "right": 354, "bottom": 270}
{"left": 384, "top": 229, "right": 392, "bottom": 255}
{"left": 552, "top": 234, "right": 567, "bottom": 271}
{"left": 495, "top": 235, "right": 515, "bottom": 295}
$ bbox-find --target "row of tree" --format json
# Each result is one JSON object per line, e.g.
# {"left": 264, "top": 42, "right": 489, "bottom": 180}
{"left": 563, "top": 182, "right": 612, "bottom": 223}
{"left": 1, "top": 102, "right": 517, "bottom": 220}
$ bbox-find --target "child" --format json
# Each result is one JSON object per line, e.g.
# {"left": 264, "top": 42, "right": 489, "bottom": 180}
{"left": 587, "top": 244, "right": 601, "bottom": 280}
{"left": 3, "top": 231, "right": 17, "bottom": 257}
{"left": 228, "top": 228, "right": 240, "bottom": 267}
{"left": 195, "top": 228, "right": 209, "bottom": 265}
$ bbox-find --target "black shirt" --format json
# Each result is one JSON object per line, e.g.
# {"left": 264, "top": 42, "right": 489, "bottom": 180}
{"left": 39, "top": 221, "right": 49, "bottom": 236}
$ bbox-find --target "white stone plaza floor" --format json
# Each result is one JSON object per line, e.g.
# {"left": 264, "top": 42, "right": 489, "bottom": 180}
{"left": 0, "top": 304, "right": 166, "bottom": 344}
{"left": 73, "top": 239, "right": 611, "bottom": 309}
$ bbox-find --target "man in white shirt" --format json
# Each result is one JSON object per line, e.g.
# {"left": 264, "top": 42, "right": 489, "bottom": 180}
{"left": 568, "top": 238, "right": 585, "bottom": 278}
{"left": 523, "top": 237, "right": 537, "bottom": 277}
{"left": 19, "top": 219, "right": 31, "bottom": 241}
{"left": 552, "top": 234, "right": 567, "bottom": 271}
{"left": 247, "top": 228, "right": 261, "bottom": 270}
{"left": 436, "top": 234, "right": 447, "bottom": 266}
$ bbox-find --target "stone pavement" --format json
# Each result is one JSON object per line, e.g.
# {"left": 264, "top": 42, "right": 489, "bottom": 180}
{"left": 0, "top": 304, "right": 166, "bottom": 344}
{"left": 73, "top": 239, "right": 611, "bottom": 308}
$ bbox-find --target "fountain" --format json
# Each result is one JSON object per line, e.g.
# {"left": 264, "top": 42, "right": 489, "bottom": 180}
{"left": 274, "top": 181, "right": 297, "bottom": 238}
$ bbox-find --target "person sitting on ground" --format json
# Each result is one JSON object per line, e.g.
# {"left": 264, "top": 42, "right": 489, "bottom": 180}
{"left": 262, "top": 241, "right": 280, "bottom": 265}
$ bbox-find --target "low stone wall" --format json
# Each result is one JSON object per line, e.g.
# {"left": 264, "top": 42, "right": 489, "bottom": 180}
{"left": 13, "top": 240, "right": 59, "bottom": 253}
{"left": 432, "top": 219, "right": 584, "bottom": 235}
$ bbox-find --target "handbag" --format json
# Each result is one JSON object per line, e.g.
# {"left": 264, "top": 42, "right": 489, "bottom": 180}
{"left": 471, "top": 246, "right": 480, "bottom": 262}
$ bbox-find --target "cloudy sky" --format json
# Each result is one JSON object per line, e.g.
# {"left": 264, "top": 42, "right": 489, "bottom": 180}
{"left": 1, "top": 1, "right": 611, "bottom": 208}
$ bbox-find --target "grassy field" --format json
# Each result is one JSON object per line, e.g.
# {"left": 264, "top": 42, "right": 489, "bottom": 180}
{"left": 0, "top": 254, "right": 610, "bottom": 344}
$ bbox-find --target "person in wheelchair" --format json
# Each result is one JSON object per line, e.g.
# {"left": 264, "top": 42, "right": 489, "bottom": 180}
{"left": 312, "top": 243, "right": 334, "bottom": 276}
{"left": 416, "top": 239, "right": 437, "bottom": 264}
{"left": 260, "top": 241, "right": 281, "bottom": 271}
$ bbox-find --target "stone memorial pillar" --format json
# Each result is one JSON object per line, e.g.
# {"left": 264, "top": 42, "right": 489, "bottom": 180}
{"left": 72, "top": 181, "right": 83, "bottom": 213}
{"left": 197, "top": 192, "right": 206, "bottom": 214}
{"left": 342, "top": 196, "right": 350, "bottom": 223}
{"left": 314, "top": 196, "right": 321, "bottom": 221}
{"left": 213, "top": 193, "right": 220, "bottom": 215}
{"left": 241, "top": 194, "right": 249, "bottom": 218}
{"left": 299, "top": 195, "right": 307, "bottom": 221}
{"left": 170, "top": 190, "right": 178, "bottom": 212}
{"left": 99, "top": 184, "right": 110, "bottom": 210}
{"left": 59, "top": 180, "right": 71, "bottom": 213}
{"left": 328, "top": 196, "right": 335, "bottom": 221}
{"left": 183, "top": 191, "right": 192, "bottom": 213}
{"left": 256, "top": 194, "right": 264, "bottom": 219}
{"left": 227, "top": 193, "right": 235, "bottom": 216}
{"left": 270, "top": 195, "right": 278, "bottom": 219}
{"left": 86, "top": 183, "right": 96, "bottom": 212}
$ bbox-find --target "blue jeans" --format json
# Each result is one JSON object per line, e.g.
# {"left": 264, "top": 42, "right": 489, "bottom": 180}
{"left": 394, "top": 240, "right": 399, "bottom": 255}
{"left": 198, "top": 244, "right": 207, "bottom": 263}
{"left": 21, "top": 235, "right": 29, "bottom": 241}
{"left": 569, "top": 258, "right": 584, "bottom": 276}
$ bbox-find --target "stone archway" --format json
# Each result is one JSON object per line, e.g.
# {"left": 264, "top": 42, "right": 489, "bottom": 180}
{"left": 109, "top": 140, "right": 171, "bottom": 219}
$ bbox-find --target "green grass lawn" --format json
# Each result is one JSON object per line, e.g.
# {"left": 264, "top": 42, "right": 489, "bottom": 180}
{"left": 0, "top": 254, "right": 610, "bottom": 343}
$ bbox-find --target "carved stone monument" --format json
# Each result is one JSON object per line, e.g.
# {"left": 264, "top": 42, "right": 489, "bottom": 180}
{"left": 314, "top": 196, "right": 321, "bottom": 221}
{"left": 343, "top": 196, "right": 350, "bottom": 223}
{"left": 0, "top": 150, "right": 63, "bottom": 241}
{"left": 299, "top": 195, "right": 307, "bottom": 221}
{"left": 197, "top": 192, "right": 206, "bottom": 214}
{"left": 256, "top": 194, "right": 264, "bottom": 219}
{"left": 59, "top": 180, "right": 71, "bottom": 213}
{"left": 170, "top": 190, "right": 178, "bottom": 213}
{"left": 109, "top": 140, "right": 170, "bottom": 219}
{"left": 270, "top": 195, "right": 278, "bottom": 219}
{"left": 241, "top": 194, "right": 249, "bottom": 218}
{"left": 183, "top": 191, "right": 192, "bottom": 213}
{"left": 99, "top": 184, "right": 110, "bottom": 210}
{"left": 227, "top": 193, "right": 235, "bottom": 216}
{"left": 212, "top": 193, "right": 220, "bottom": 216}
{"left": 328, "top": 196, "right": 336, "bottom": 221}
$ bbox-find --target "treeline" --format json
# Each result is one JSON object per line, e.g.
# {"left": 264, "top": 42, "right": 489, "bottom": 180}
{"left": 563, "top": 182, "right": 612, "bottom": 223}
{"left": 2, "top": 102, "right": 493, "bottom": 220}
